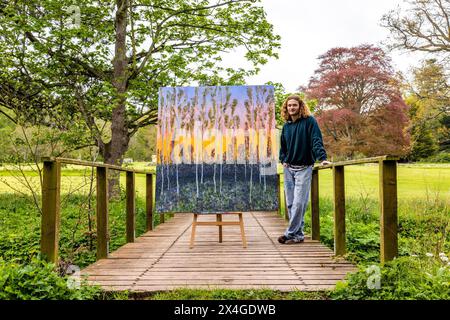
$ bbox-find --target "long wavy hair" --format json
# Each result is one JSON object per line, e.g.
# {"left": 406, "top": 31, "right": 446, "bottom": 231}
{"left": 281, "top": 95, "right": 311, "bottom": 122}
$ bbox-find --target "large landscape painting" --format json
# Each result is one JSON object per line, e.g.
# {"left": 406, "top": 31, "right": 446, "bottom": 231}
{"left": 155, "top": 85, "right": 279, "bottom": 213}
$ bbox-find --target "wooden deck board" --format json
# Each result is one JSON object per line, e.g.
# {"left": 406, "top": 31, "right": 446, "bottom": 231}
{"left": 81, "top": 212, "right": 357, "bottom": 292}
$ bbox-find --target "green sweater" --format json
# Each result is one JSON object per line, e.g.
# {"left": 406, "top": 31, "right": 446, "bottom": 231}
{"left": 279, "top": 115, "right": 327, "bottom": 165}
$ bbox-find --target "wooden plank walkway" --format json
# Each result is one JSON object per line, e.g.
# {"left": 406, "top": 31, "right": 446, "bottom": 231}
{"left": 80, "top": 212, "right": 357, "bottom": 292}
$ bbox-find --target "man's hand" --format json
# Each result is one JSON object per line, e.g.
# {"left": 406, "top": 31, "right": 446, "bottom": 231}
{"left": 320, "top": 160, "right": 332, "bottom": 166}
{"left": 282, "top": 163, "right": 289, "bottom": 168}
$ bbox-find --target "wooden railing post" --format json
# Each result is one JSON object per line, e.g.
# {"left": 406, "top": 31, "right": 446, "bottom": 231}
{"left": 146, "top": 173, "right": 153, "bottom": 231}
{"left": 311, "top": 168, "right": 320, "bottom": 241}
{"left": 126, "top": 171, "right": 135, "bottom": 243}
{"left": 379, "top": 160, "right": 398, "bottom": 263}
{"left": 333, "top": 165, "right": 346, "bottom": 256}
{"left": 96, "top": 167, "right": 109, "bottom": 260}
{"left": 160, "top": 212, "right": 165, "bottom": 224}
{"left": 41, "top": 160, "right": 61, "bottom": 263}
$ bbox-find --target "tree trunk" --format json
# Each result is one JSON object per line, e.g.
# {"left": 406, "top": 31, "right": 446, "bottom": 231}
{"left": 103, "top": 138, "right": 129, "bottom": 199}
{"left": 103, "top": 0, "right": 130, "bottom": 199}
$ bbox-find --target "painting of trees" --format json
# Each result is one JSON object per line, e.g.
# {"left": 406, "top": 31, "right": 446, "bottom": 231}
{"left": 155, "top": 85, "right": 278, "bottom": 213}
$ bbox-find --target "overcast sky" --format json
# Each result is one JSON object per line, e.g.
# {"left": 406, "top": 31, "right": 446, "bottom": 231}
{"left": 223, "top": 0, "right": 426, "bottom": 92}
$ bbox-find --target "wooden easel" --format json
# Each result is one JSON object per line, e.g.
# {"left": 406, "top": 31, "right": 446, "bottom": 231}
{"left": 189, "top": 212, "right": 247, "bottom": 249}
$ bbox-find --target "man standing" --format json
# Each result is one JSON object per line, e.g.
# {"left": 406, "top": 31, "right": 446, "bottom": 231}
{"left": 278, "top": 95, "right": 331, "bottom": 244}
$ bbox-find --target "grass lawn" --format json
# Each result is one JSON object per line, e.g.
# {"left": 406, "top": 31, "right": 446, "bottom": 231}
{"left": 314, "top": 163, "right": 450, "bottom": 200}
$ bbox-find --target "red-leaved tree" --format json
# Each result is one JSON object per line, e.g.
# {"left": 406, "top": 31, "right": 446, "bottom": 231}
{"left": 302, "top": 45, "right": 410, "bottom": 159}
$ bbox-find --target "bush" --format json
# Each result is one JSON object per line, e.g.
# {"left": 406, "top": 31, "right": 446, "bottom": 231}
{"left": 331, "top": 256, "right": 450, "bottom": 300}
{"left": 419, "top": 151, "right": 450, "bottom": 163}
{"left": 0, "top": 257, "right": 105, "bottom": 300}
{"left": 0, "top": 192, "right": 153, "bottom": 269}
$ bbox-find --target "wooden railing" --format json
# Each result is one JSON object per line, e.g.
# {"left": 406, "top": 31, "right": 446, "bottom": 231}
{"left": 41, "top": 155, "right": 399, "bottom": 265}
{"left": 40, "top": 157, "right": 158, "bottom": 263}
{"left": 278, "top": 155, "right": 399, "bottom": 264}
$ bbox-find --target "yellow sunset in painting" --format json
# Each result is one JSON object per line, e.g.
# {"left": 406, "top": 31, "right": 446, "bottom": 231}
{"left": 156, "top": 86, "right": 278, "bottom": 166}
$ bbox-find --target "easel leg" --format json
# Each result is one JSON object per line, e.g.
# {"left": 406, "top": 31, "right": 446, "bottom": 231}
{"left": 238, "top": 213, "right": 247, "bottom": 248}
{"left": 190, "top": 214, "right": 198, "bottom": 249}
{"left": 217, "top": 214, "right": 223, "bottom": 243}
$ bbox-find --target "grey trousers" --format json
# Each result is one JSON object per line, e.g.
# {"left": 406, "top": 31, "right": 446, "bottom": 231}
{"left": 283, "top": 165, "right": 314, "bottom": 241}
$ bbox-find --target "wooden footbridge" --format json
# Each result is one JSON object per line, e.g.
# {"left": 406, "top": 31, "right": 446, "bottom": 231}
{"left": 40, "top": 156, "right": 399, "bottom": 292}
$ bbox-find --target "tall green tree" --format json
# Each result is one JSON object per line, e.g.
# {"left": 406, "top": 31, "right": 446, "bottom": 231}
{"left": 124, "top": 125, "right": 156, "bottom": 161}
{"left": 382, "top": 1, "right": 449, "bottom": 161}
{"left": 405, "top": 59, "right": 450, "bottom": 160}
{"left": 0, "top": 0, "right": 280, "bottom": 193}
{"left": 405, "top": 95, "right": 439, "bottom": 160}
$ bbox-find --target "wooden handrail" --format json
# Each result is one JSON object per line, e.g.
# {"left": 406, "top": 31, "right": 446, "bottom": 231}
{"left": 312, "top": 155, "right": 399, "bottom": 170}
{"left": 40, "top": 158, "right": 157, "bottom": 264}
{"left": 41, "top": 157, "right": 154, "bottom": 175}
{"left": 279, "top": 155, "right": 399, "bottom": 264}
{"left": 41, "top": 155, "right": 399, "bottom": 265}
